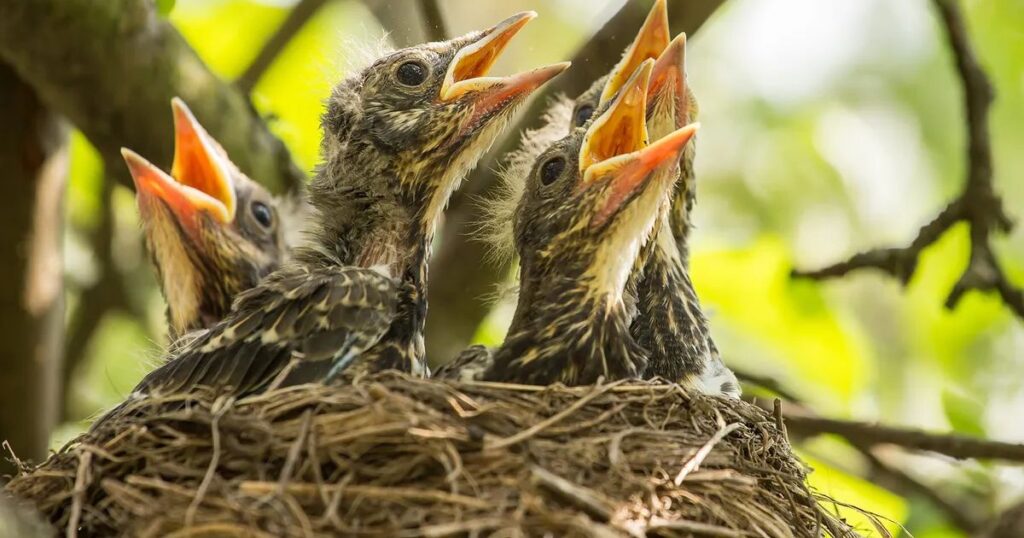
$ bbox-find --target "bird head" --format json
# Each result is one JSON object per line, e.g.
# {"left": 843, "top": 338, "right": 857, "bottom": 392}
{"left": 314, "top": 12, "right": 568, "bottom": 267}
{"left": 123, "top": 99, "right": 285, "bottom": 337}
{"left": 515, "top": 61, "right": 698, "bottom": 304}
{"left": 569, "top": 0, "right": 670, "bottom": 129}
{"left": 490, "top": 62, "right": 699, "bottom": 384}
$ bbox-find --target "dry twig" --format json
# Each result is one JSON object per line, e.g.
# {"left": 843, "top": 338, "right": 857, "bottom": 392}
{"left": 793, "top": 0, "right": 1022, "bottom": 320}
{"left": 6, "top": 373, "right": 852, "bottom": 536}
{"left": 783, "top": 406, "right": 1024, "bottom": 462}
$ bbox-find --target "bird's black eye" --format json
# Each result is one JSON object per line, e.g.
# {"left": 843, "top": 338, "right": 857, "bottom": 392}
{"left": 540, "top": 157, "right": 566, "bottom": 186}
{"left": 396, "top": 61, "right": 427, "bottom": 86}
{"left": 574, "top": 104, "right": 595, "bottom": 127}
{"left": 251, "top": 201, "right": 273, "bottom": 228}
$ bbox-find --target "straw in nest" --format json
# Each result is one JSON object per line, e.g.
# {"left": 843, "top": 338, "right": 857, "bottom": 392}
{"left": 6, "top": 373, "right": 872, "bottom": 537}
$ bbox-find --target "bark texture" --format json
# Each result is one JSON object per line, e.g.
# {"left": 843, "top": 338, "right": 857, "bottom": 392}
{"left": 0, "top": 64, "right": 66, "bottom": 476}
{"left": 0, "top": 0, "right": 304, "bottom": 194}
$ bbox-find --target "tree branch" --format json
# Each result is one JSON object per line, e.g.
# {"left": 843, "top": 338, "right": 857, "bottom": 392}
{"left": 743, "top": 374, "right": 989, "bottom": 531}
{"left": 417, "top": 0, "right": 447, "bottom": 43}
{"left": 0, "top": 63, "right": 66, "bottom": 474}
{"left": 781, "top": 405, "right": 1024, "bottom": 462}
{"left": 426, "top": 0, "right": 728, "bottom": 364}
{"left": 61, "top": 175, "right": 145, "bottom": 420}
{"left": 983, "top": 501, "right": 1024, "bottom": 538}
{"left": 0, "top": 0, "right": 305, "bottom": 195}
{"left": 857, "top": 447, "right": 982, "bottom": 533}
{"left": 793, "top": 0, "right": 1021, "bottom": 321}
{"left": 236, "top": 0, "right": 330, "bottom": 95}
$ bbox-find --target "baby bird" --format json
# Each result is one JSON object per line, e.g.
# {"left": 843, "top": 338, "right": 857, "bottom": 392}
{"left": 122, "top": 99, "right": 290, "bottom": 339}
{"left": 123, "top": 12, "right": 568, "bottom": 398}
{"left": 442, "top": 62, "right": 699, "bottom": 385}
{"left": 467, "top": 1, "right": 738, "bottom": 396}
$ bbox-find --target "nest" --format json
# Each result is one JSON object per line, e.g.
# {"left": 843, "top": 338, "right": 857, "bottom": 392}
{"left": 6, "top": 372, "right": 863, "bottom": 537}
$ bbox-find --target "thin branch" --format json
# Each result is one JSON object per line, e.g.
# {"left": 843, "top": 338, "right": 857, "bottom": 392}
{"left": 857, "top": 447, "right": 982, "bottom": 532}
{"left": 0, "top": 0, "right": 304, "bottom": 194}
{"left": 62, "top": 175, "right": 144, "bottom": 420}
{"left": 793, "top": 0, "right": 1022, "bottom": 321}
{"left": 742, "top": 374, "right": 993, "bottom": 530}
{"left": 782, "top": 406, "right": 1024, "bottom": 462}
{"left": 236, "top": 0, "right": 329, "bottom": 94}
{"left": 417, "top": 0, "right": 447, "bottom": 43}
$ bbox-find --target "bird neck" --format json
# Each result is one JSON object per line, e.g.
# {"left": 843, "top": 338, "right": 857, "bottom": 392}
{"left": 490, "top": 274, "right": 647, "bottom": 385}
{"left": 668, "top": 142, "right": 697, "bottom": 264}
{"left": 632, "top": 226, "right": 713, "bottom": 383}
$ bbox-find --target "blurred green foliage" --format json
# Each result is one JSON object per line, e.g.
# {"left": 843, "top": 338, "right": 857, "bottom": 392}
{"left": 60, "top": 0, "right": 1024, "bottom": 534}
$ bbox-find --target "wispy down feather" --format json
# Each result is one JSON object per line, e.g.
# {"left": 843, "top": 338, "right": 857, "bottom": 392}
{"left": 472, "top": 94, "right": 575, "bottom": 266}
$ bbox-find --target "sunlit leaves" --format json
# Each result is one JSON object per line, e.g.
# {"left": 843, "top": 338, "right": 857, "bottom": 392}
{"left": 800, "top": 452, "right": 908, "bottom": 537}
{"left": 691, "top": 238, "right": 871, "bottom": 405}
{"left": 156, "top": 0, "right": 175, "bottom": 17}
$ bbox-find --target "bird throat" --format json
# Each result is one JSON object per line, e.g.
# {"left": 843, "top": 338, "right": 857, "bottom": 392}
{"left": 491, "top": 276, "right": 645, "bottom": 385}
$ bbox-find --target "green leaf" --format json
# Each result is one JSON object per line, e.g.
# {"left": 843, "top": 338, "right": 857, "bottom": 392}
{"left": 941, "top": 389, "right": 986, "bottom": 437}
{"left": 156, "top": 0, "right": 175, "bottom": 16}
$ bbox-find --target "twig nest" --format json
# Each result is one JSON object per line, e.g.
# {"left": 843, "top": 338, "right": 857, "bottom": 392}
{"left": 6, "top": 373, "right": 856, "bottom": 537}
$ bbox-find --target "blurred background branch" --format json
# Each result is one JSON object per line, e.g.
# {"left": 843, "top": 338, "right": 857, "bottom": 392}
{"left": 793, "top": 0, "right": 1023, "bottom": 322}
{"left": 418, "top": 0, "right": 448, "bottom": 42}
{"left": 0, "top": 64, "right": 66, "bottom": 477}
{"left": 236, "top": 0, "right": 330, "bottom": 95}
{"left": 779, "top": 403, "right": 1024, "bottom": 462}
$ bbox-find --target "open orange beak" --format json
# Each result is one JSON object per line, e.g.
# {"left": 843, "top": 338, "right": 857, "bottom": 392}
{"left": 599, "top": 0, "right": 670, "bottom": 105}
{"left": 579, "top": 60, "right": 654, "bottom": 175}
{"left": 122, "top": 148, "right": 231, "bottom": 238}
{"left": 649, "top": 34, "right": 689, "bottom": 129}
{"left": 169, "top": 98, "right": 236, "bottom": 223}
{"left": 440, "top": 12, "right": 569, "bottom": 118}
{"left": 579, "top": 58, "right": 699, "bottom": 229}
{"left": 589, "top": 123, "right": 700, "bottom": 229}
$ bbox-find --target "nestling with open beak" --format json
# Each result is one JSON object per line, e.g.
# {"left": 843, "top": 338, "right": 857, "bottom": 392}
{"left": 442, "top": 62, "right": 699, "bottom": 385}
{"left": 459, "top": 1, "right": 737, "bottom": 396}
{"left": 117, "top": 12, "right": 568, "bottom": 400}
{"left": 561, "top": 0, "right": 736, "bottom": 396}
{"left": 122, "top": 98, "right": 289, "bottom": 339}
{"left": 568, "top": 0, "right": 699, "bottom": 261}
{"left": 630, "top": 36, "right": 739, "bottom": 396}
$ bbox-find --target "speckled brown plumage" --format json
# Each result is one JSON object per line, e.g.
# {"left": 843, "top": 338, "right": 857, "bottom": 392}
{"left": 447, "top": 63, "right": 699, "bottom": 386}
{"left": 125, "top": 100, "right": 291, "bottom": 340}
{"left": 120, "top": 12, "right": 567, "bottom": 400}
{"left": 471, "top": 1, "right": 737, "bottom": 396}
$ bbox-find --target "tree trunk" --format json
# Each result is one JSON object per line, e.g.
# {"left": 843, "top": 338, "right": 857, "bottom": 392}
{"left": 0, "top": 64, "right": 67, "bottom": 476}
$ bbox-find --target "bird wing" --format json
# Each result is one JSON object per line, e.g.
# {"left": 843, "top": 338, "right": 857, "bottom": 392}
{"left": 434, "top": 344, "right": 493, "bottom": 381}
{"left": 133, "top": 265, "right": 400, "bottom": 396}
